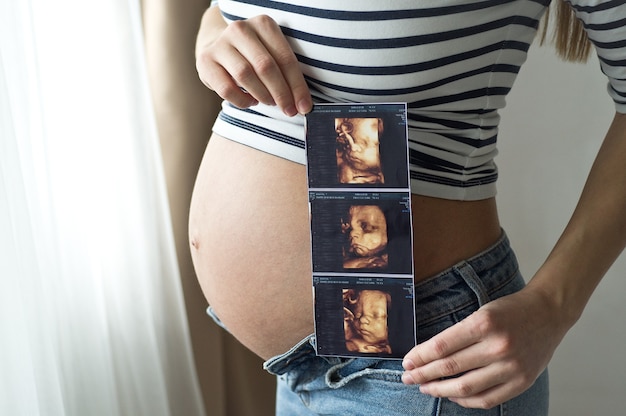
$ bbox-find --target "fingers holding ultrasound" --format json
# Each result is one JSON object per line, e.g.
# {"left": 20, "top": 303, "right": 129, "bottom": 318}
{"left": 197, "top": 14, "right": 311, "bottom": 115}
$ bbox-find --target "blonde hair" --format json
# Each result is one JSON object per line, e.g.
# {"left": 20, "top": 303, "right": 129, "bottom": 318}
{"left": 540, "top": 0, "right": 593, "bottom": 62}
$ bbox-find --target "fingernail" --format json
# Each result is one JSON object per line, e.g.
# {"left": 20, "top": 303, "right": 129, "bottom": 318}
{"left": 297, "top": 98, "right": 312, "bottom": 115}
{"left": 402, "top": 358, "right": 415, "bottom": 370}
{"left": 402, "top": 372, "right": 416, "bottom": 385}
{"left": 283, "top": 104, "right": 297, "bottom": 117}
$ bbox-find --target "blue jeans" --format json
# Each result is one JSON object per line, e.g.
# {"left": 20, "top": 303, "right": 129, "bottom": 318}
{"left": 261, "top": 232, "right": 549, "bottom": 415}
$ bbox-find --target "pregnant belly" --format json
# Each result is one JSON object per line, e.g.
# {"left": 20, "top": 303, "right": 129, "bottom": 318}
{"left": 189, "top": 134, "right": 502, "bottom": 360}
{"left": 189, "top": 134, "right": 315, "bottom": 360}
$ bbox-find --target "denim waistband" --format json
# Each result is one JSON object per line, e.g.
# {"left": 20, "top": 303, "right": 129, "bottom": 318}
{"left": 413, "top": 230, "right": 518, "bottom": 326}
{"left": 264, "top": 230, "right": 521, "bottom": 375}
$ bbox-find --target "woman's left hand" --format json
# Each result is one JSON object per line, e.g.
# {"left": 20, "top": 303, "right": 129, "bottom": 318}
{"left": 401, "top": 285, "right": 571, "bottom": 409}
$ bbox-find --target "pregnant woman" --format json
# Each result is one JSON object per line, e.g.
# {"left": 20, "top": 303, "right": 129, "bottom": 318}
{"left": 189, "top": 1, "right": 626, "bottom": 414}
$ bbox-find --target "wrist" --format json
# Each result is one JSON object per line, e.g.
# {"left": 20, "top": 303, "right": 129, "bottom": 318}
{"left": 195, "top": 6, "right": 227, "bottom": 59}
{"left": 525, "top": 259, "right": 593, "bottom": 331}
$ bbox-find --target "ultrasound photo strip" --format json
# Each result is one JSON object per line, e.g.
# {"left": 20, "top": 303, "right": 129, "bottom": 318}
{"left": 305, "top": 103, "right": 416, "bottom": 359}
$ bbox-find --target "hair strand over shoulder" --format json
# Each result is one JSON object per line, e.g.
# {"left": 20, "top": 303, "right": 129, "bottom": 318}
{"left": 539, "top": 0, "right": 593, "bottom": 62}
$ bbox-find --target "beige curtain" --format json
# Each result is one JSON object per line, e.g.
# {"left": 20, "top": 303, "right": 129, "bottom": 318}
{"left": 141, "top": 1, "right": 277, "bottom": 415}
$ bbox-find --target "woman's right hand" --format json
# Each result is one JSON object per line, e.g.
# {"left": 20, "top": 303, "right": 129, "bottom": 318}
{"left": 195, "top": 8, "right": 312, "bottom": 116}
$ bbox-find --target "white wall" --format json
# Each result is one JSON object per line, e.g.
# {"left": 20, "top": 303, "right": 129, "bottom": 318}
{"left": 497, "top": 43, "right": 626, "bottom": 414}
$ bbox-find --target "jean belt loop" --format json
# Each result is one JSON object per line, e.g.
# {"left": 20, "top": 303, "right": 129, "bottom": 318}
{"left": 452, "top": 261, "right": 491, "bottom": 307}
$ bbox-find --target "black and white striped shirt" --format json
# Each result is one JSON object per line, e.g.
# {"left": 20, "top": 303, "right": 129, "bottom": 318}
{"left": 211, "top": 0, "right": 626, "bottom": 200}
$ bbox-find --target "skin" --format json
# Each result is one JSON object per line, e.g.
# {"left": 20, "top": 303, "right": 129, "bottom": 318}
{"left": 192, "top": 6, "right": 626, "bottom": 410}
{"left": 195, "top": 8, "right": 312, "bottom": 115}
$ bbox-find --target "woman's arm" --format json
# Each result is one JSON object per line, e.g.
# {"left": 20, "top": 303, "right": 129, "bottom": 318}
{"left": 529, "top": 112, "right": 626, "bottom": 322}
{"left": 401, "top": 112, "right": 626, "bottom": 409}
{"left": 195, "top": 6, "right": 312, "bottom": 115}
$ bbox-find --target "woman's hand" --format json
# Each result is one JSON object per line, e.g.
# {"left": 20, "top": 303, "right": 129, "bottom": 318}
{"left": 195, "top": 8, "right": 312, "bottom": 116}
{"left": 401, "top": 285, "right": 571, "bottom": 409}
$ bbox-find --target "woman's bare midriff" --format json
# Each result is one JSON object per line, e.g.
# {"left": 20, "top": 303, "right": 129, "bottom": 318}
{"left": 189, "top": 134, "right": 502, "bottom": 360}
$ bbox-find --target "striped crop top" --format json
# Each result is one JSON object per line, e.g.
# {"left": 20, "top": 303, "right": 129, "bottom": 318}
{"left": 210, "top": 0, "right": 626, "bottom": 200}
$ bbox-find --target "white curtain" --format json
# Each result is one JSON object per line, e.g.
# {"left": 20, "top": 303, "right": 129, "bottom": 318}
{"left": 0, "top": 1, "right": 205, "bottom": 415}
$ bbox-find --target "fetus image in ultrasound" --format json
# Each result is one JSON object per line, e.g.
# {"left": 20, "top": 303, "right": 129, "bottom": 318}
{"left": 336, "top": 118, "right": 385, "bottom": 184}
{"left": 342, "top": 205, "right": 389, "bottom": 269}
{"left": 343, "top": 289, "right": 392, "bottom": 354}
